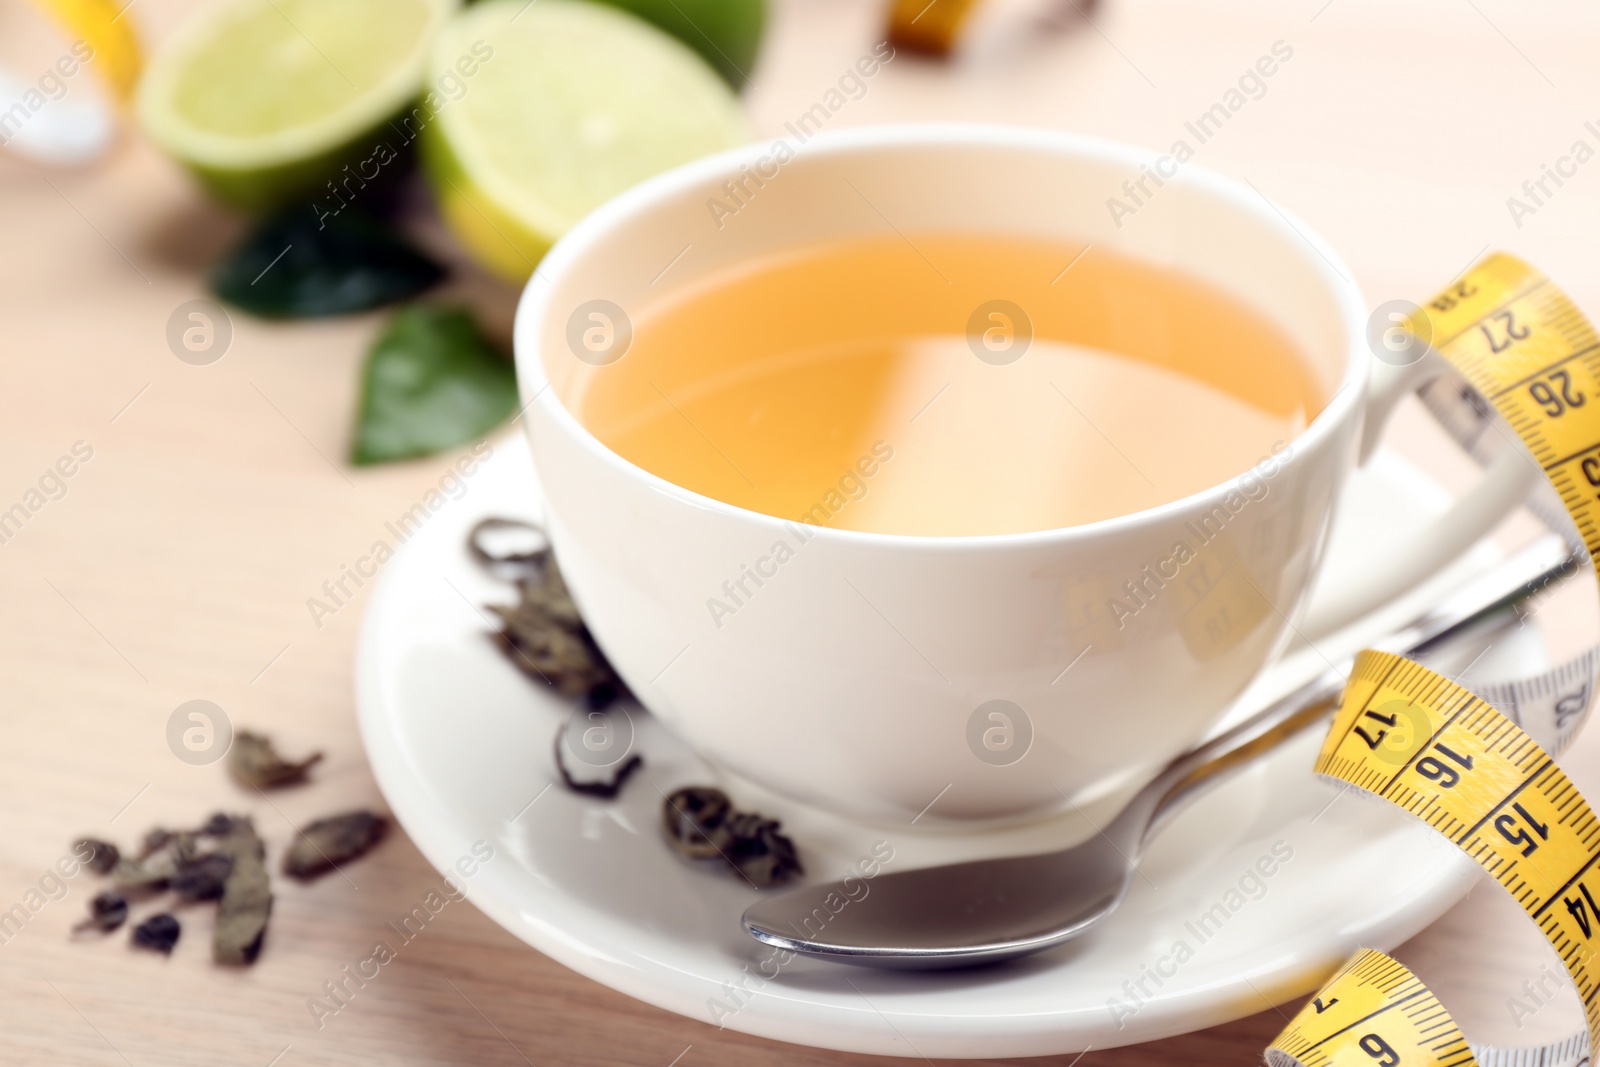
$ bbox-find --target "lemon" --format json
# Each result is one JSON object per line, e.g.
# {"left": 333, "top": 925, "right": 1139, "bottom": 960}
{"left": 136, "top": 0, "right": 456, "bottom": 210}
{"left": 421, "top": 0, "right": 748, "bottom": 283}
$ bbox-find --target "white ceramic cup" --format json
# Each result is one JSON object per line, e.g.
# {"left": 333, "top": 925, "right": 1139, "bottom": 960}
{"left": 513, "top": 124, "right": 1534, "bottom": 824}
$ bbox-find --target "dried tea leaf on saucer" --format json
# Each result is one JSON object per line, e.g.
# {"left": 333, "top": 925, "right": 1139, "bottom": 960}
{"left": 515, "top": 560, "right": 584, "bottom": 630}
{"left": 662, "top": 786, "right": 734, "bottom": 859}
{"left": 723, "top": 811, "right": 803, "bottom": 887}
{"left": 213, "top": 820, "right": 272, "bottom": 965}
{"left": 131, "top": 913, "right": 181, "bottom": 954}
{"left": 74, "top": 839, "right": 119, "bottom": 875}
{"left": 489, "top": 561, "right": 627, "bottom": 703}
{"left": 74, "top": 890, "right": 129, "bottom": 933}
{"left": 473, "top": 524, "right": 623, "bottom": 698}
{"left": 492, "top": 604, "right": 614, "bottom": 699}
{"left": 467, "top": 517, "right": 551, "bottom": 577}
{"left": 228, "top": 731, "right": 324, "bottom": 789}
{"left": 282, "top": 812, "right": 388, "bottom": 880}
{"left": 553, "top": 728, "right": 643, "bottom": 799}
{"left": 661, "top": 786, "right": 803, "bottom": 887}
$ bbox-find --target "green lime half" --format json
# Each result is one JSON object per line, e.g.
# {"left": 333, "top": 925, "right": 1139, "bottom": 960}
{"left": 421, "top": 0, "right": 748, "bottom": 283}
{"left": 137, "top": 0, "right": 456, "bottom": 210}
{"left": 590, "top": 0, "right": 766, "bottom": 87}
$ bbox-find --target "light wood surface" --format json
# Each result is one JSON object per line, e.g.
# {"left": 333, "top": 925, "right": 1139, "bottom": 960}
{"left": 5, "top": 0, "right": 1600, "bottom": 1063}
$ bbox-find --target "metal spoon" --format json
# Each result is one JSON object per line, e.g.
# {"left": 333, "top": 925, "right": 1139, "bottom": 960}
{"left": 741, "top": 537, "right": 1576, "bottom": 969}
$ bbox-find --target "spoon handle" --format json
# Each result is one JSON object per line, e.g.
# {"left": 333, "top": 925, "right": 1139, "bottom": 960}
{"left": 1124, "top": 535, "right": 1576, "bottom": 850}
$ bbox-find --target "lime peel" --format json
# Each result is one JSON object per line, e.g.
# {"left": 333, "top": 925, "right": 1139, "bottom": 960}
{"left": 136, "top": 0, "right": 458, "bottom": 210}
{"left": 422, "top": 0, "right": 748, "bottom": 282}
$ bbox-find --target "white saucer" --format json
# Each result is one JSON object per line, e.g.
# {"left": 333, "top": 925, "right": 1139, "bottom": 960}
{"left": 355, "top": 438, "right": 1545, "bottom": 1059}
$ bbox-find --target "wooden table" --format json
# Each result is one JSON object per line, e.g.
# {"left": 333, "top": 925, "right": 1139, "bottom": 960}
{"left": 4, "top": 0, "right": 1600, "bottom": 1062}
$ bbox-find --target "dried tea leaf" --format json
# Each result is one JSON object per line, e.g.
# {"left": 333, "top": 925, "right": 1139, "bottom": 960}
{"left": 282, "top": 812, "right": 388, "bottom": 880}
{"left": 471, "top": 519, "right": 630, "bottom": 707}
{"left": 723, "top": 812, "right": 803, "bottom": 888}
{"left": 661, "top": 786, "right": 733, "bottom": 859}
{"left": 172, "top": 853, "right": 234, "bottom": 903}
{"left": 490, "top": 575, "right": 625, "bottom": 706}
{"left": 199, "top": 813, "right": 240, "bottom": 836}
{"left": 213, "top": 821, "right": 272, "bottom": 965}
{"left": 553, "top": 728, "right": 643, "bottom": 800}
{"left": 74, "top": 839, "right": 119, "bottom": 875}
{"left": 170, "top": 833, "right": 200, "bottom": 864}
{"left": 516, "top": 562, "right": 584, "bottom": 631}
{"left": 661, "top": 786, "right": 803, "bottom": 887}
{"left": 491, "top": 596, "right": 613, "bottom": 699}
{"left": 131, "top": 913, "right": 180, "bottom": 954}
{"left": 139, "top": 828, "right": 173, "bottom": 858}
{"left": 74, "top": 890, "right": 128, "bottom": 933}
{"left": 111, "top": 852, "right": 176, "bottom": 895}
{"left": 467, "top": 517, "right": 550, "bottom": 577}
{"left": 228, "top": 731, "right": 324, "bottom": 789}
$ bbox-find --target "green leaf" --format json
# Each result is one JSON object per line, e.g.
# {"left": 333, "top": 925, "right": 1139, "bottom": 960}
{"left": 351, "top": 306, "right": 518, "bottom": 465}
{"left": 211, "top": 206, "right": 445, "bottom": 319}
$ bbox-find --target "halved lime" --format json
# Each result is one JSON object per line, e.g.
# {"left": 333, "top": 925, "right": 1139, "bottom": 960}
{"left": 421, "top": 0, "right": 748, "bottom": 283}
{"left": 137, "top": 0, "right": 456, "bottom": 210}
{"left": 590, "top": 0, "right": 767, "bottom": 87}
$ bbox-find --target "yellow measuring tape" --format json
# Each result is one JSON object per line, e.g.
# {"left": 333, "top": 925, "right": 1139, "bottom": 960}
{"left": 886, "top": 0, "right": 984, "bottom": 56}
{"left": 0, "top": 0, "right": 142, "bottom": 164}
{"left": 1267, "top": 254, "right": 1600, "bottom": 1066}
{"left": 28, "top": 0, "right": 143, "bottom": 102}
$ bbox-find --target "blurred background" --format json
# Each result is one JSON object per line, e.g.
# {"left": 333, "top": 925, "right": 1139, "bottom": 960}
{"left": 4, "top": 0, "right": 1600, "bottom": 1063}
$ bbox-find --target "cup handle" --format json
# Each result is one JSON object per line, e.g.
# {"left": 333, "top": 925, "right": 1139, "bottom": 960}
{"left": 1297, "top": 353, "right": 1540, "bottom": 640}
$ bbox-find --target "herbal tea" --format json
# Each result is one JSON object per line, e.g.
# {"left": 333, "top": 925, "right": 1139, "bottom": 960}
{"left": 571, "top": 234, "right": 1322, "bottom": 536}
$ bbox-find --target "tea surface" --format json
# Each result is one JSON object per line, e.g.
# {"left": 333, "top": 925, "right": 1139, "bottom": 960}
{"left": 571, "top": 234, "right": 1321, "bottom": 536}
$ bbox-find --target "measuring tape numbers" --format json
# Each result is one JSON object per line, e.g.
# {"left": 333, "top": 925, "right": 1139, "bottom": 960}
{"left": 1267, "top": 254, "right": 1600, "bottom": 1066}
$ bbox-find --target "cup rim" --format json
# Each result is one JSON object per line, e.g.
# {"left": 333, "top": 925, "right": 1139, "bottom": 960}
{"left": 512, "top": 121, "right": 1369, "bottom": 550}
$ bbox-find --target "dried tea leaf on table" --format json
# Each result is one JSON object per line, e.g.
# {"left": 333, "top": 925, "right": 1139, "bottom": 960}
{"left": 131, "top": 913, "right": 180, "bottom": 954}
{"left": 74, "top": 838, "right": 119, "bottom": 875}
{"left": 172, "top": 853, "right": 234, "bottom": 903}
{"left": 282, "top": 811, "right": 388, "bottom": 880}
{"left": 198, "top": 813, "right": 240, "bottom": 836}
{"left": 112, "top": 851, "right": 176, "bottom": 895}
{"left": 228, "top": 731, "right": 323, "bottom": 788}
{"left": 74, "top": 890, "right": 128, "bottom": 933}
{"left": 213, "top": 821, "right": 272, "bottom": 965}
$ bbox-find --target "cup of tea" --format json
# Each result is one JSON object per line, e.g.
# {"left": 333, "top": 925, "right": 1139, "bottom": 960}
{"left": 512, "top": 124, "right": 1533, "bottom": 823}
